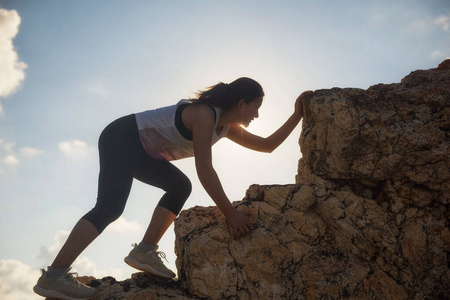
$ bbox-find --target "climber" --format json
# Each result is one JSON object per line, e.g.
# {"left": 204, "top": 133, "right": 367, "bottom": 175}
{"left": 34, "top": 77, "right": 312, "bottom": 300}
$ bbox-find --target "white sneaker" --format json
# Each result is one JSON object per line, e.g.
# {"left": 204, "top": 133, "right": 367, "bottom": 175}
{"left": 124, "top": 243, "right": 176, "bottom": 279}
{"left": 33, "top": 267, "right": 96, "bottom": 300}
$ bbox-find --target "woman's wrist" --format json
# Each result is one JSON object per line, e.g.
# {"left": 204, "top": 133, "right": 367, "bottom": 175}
{"left": 221, "top": 203, "right": 236, "bottom": 219}
{"left": 291, "top": 111, "right": 303, "bottom": 122}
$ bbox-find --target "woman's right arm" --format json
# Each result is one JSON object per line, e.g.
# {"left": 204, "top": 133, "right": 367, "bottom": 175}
{"left": 226, "top": 91, "right": 313, "bottom": 153}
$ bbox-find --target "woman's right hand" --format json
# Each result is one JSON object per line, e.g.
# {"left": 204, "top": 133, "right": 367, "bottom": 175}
{"left": 294, "top": 90, "right": 313, "bottom": 118}
{"left": 226, "top": 209, "right": 252, "bottom": 238}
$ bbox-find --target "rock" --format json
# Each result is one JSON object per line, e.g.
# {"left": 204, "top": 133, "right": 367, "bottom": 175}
{"left": 78, "top": 273, "right": 197, "bottom": 299}
{"left": 174, "top": 60, "right": 449, "bottom": 299}
{"left": 84, "top": 60, "right": 449, "bottom": 299}
{"left": 174, "top": 181, "right": 448, "bottom": 299}
{"left": 297, "top": 60, "right": 449, "bottom": 204}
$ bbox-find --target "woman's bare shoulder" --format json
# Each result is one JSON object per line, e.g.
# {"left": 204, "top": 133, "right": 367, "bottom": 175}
{"left": 183, "top": 103, "right": 215, "bottom": 130}
{"left": 184, "top": 103, "right": 215, "bottom": 120}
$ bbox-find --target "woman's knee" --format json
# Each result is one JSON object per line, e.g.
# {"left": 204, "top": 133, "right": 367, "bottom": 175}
{"left": 158, "top": 177, "right": 191, "bottom": 215}
{"left": 177, "top": 176, "right": 192, "bottom": 198}
{"left": 82, "top": 203, "right": 125, "bottom": 233}
{"left": 161, "top": 171, "right": 192, "bottom": 197}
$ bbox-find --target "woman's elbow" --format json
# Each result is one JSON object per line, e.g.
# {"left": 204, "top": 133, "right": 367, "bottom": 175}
{"left": 265, "top": 147, "right": 276, "bottom": 153}
{"left": 195, "top": 162, "right": 214, "bottom": 179}
{"left": 262, "top": 140, "right": 277, "bottom": 153}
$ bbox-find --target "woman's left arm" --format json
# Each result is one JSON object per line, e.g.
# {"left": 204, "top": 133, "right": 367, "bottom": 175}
{"left": 226, "top": 91, "right": 313, "bottom": 153}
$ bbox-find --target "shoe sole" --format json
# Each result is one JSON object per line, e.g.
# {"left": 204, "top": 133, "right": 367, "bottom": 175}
{"left": 124, "top": 256, "right": 175, "bottom": 279}
{"left": 33, "top": 285, "right": 94, "bottom": 300}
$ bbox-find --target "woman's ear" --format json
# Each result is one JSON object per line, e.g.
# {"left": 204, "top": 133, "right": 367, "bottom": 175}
{"left": 238, "top": 99, "right": 246, "bottom": 107}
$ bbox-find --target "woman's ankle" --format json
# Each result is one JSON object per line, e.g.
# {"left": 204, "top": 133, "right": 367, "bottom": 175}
{"left": 47, "top": 266, "right": 69, "bottom": 278}
{"left": 138, "top": 242, "right": 157, "bottom": 251}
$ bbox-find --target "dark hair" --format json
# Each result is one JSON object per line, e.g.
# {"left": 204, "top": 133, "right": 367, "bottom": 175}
{"left": 193, "top": 77, "right": 264, "bottom": 110}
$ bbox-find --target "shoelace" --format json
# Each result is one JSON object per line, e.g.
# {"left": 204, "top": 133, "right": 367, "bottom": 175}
{"left": 155, "top": 251, "right": 169, "bottom": 263}
{"left": 40, "top": 268, "right": 87, "bottom": 288}
{"left": 62, "top": 271, "right": 82, "bottom": 286}
{"left": 132, "top": 243, "right": 169, "bottom": 263}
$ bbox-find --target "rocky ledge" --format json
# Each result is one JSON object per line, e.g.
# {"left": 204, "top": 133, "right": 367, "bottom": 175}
{"left": 81, "top": 60, "right": 449, "bottom": 299}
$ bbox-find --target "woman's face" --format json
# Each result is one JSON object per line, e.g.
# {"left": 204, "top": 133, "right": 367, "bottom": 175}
{"left": 240, "top": 96, "right": 263, "bottom": 127}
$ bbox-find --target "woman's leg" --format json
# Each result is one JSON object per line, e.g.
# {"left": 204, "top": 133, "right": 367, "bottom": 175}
{"left": 51, "top": 173, "right": 133, "bottom": 270}
{"left": 50, "top": 115, "right": 137, "bottom": 269}
{"left": 123, "top": 152, "right": 190, "bottom": 278}
{"left": 133, "top": 154, "right": 192, "bottom": 246}
{"left": 141, "top": 206, "right": 176, "bottom": 246}
{"left": 50, "top": 219, "right": 100, "bottom": 269}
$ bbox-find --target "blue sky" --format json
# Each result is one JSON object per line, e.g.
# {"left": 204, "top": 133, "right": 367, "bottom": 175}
{"left": 0, "top": 0, "right": 449, "bottom": 298}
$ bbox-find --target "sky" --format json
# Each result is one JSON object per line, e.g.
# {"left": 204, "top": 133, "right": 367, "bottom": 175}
{"left": 0, "top": 0, "right": 448, "bottom": 299}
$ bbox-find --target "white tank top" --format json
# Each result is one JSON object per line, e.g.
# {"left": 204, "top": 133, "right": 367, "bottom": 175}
{"left": 135, "top": 99, "right": 229, "bottom": 161}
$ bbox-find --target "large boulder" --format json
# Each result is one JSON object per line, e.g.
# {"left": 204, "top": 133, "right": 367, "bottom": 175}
{"left": 174, "top": 60, "right": 449, "bottom": 299}
{"left": 88, "top": 60, "right": 449, "bottom": 299}
{"left": 297, "top": 59, "right": 449, "bottom": 204}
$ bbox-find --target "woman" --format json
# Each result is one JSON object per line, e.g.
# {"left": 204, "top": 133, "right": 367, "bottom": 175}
{"left": 34, "top": 77, "right": 311, "bottom": 299}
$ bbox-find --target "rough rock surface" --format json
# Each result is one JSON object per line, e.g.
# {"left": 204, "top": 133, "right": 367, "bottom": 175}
{"left": 77, "top": 273, "right": 197, "bottom": 300}
{"left": 84, "top": 60, "right": 449, "bottom": 299}
{"left": 297, "top": 60, "right": 449, "bottom": 203}
{"left": 174, "top": 60, "right": 449, "bottom": 299}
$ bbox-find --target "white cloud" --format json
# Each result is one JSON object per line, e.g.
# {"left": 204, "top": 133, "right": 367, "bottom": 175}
{"left": 430, "top": 50, "right": 450, "bottom": 61}
{"left": 402, "top": 13, "right": 450, "bottom": 37}
{"left": 0, "top": 256, "right": 122, "bottom": 300}
{"left": 0, "top": 9, "right": 27, "bottom": 113}
{"left": 435, "top": 14, "right": 450, "bottom": 32}
{"left": 73, "top": 256, "right": 109, "bottom": 278}
{"left": 58, "top": 139, "right": 95, "bottom": 161}
{"left": 19, "top": 147, "right": 44, "bottom": 159}
{"left": 0, "top": 239, "right": 125, "bottom": 300}
{"left": 0, "top": 259, "right": 41, "bottom": 300}
{"left": 0, "top": 140, "right": 44, "bottom": 174}
{"left": 86, "top": 83, "right": 108, "bottom": 98}
{"left": 34, "top": 229, "right": 70, "bottom": 265}
{"left": 0, "top": 140, "right": 15, "bottom": 152}
{"left": 49, "top": 229, "right": 70, "bottom": 254}
{"left": 35, "top": 229, "right": 123, "bottom": 279}
{"left": 407, "top": 19, "right": 432, "bottom": 35}
{"left": 0, "top": 140, "right": 18, "bottom": 173}
{"left": 3, "top": 154, "right": 19, "bottom": 166}
{"left": 106, "top": 217, "right": 143, "bottom": 234}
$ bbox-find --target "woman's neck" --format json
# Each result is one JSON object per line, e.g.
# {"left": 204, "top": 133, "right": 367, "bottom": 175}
{"left": 217, "top": 107, "right": 240, "bottom": 128}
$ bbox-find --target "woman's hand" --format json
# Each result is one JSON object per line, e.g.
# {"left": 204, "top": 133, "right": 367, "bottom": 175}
{"left": 294, "top": 90, "right": 314, "bottom": 118}
{"left": 226, "top": 208, "right": 252, "bottom": 238}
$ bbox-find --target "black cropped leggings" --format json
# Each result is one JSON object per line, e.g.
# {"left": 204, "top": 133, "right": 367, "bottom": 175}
{"left": 82, "top": 114, "right": 192, "bottom": 233}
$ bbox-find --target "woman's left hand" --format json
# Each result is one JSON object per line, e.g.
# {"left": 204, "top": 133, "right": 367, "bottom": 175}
{"left": 295, "top": 90, "right": 313, "bottom": 118}
{"left": 226, "top": 208, "right": 252, "bottom": 239}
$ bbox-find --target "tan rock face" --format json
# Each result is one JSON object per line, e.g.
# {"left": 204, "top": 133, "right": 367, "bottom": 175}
{"left": 174, "top": 60, "right": 449, "bottom": 299}
{"left": 175, "top": 181, "right": 447, "bottom": 299}
{"left": 298, "top": 60, "right": 450, "bottom": 204}
{"left": 86, "top": 60, "right": 449, "bottom": 299}
{"left": 79, "top": 273, "right": 197, "bottom": 299}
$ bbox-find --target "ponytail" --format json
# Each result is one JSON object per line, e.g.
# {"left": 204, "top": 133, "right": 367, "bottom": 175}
{"left": 194, "top": 77, "right": 264, "bottom": 110}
